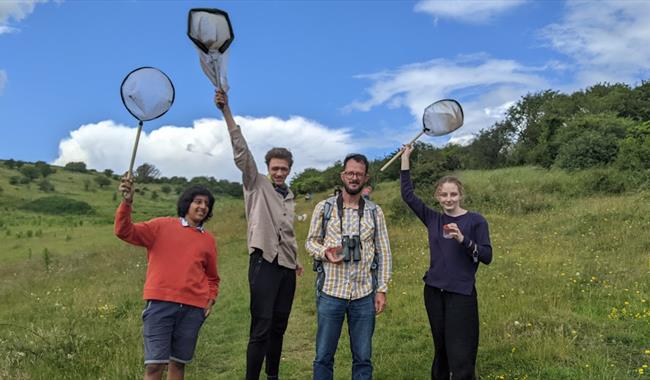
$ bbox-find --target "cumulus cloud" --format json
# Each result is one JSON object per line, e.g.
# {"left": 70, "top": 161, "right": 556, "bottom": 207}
{"left": 414, "top": 0, "right": 526, "bottom": 24}
{"left": 540, "top": 0, "right": 650, "bottom": 86}
{"left": 52, "top": 116, "right": 358, "bottom": 182}
{"left": 346, "top": 56, "right": 549, "bottom": 145}
{"left": 0, "top": 0, "right": 45, "bottom": 34}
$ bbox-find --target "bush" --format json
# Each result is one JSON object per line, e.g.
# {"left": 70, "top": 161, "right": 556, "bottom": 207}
{"left": 38, "top": 179, "right": 55, "bottom": 192}
{"left": 161, "top": 185, "right": 171, "bottom": 194}
{"left": 19, "top": 166, "right": 40, "bottom": 181}
{"left": 35, "top": 161, "right": 55, "bottom": 177}
{"left": 555, "top": 131, "right": 619, "bottom": 170}
{"left": 9, "top": 176, "right": 20, "bottom": 185}
{"left": 64, "top": 161, "right": 87, "bottom": 172}
{"left": 577, "top": 168, "right": 627, "bottom": 194}
{"left": 94, "top": 176, "right": 111, "bottom": 188}
{"left": 21, "top": 196, "right": 94, "bottom": 215}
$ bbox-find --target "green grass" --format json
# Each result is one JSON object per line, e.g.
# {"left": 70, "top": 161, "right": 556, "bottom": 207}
{"left": 0, "top": 164, "right": 649, "bottom": 379}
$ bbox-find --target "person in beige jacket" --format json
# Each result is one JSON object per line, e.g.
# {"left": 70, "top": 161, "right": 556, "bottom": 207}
{"left": 215, "top": 89, "right": 303, "bottom": 380}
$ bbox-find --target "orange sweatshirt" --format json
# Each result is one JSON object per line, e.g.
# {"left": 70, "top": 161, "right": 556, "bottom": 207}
{"left": 114, "top": 202, "right": 220, "bottom": 309}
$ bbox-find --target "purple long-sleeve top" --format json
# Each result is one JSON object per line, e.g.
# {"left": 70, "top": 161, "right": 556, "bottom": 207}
{"left": 401, "top": 170, "right": 492, "bottom": 296}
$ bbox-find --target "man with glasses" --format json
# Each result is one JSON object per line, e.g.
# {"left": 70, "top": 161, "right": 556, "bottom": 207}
{"left": 305, "top": 153, "right": 392, "bottom": 380}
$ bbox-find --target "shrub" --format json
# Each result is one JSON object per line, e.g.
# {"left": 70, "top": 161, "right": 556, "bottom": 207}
{"left": 38, "top": 179, "right": 55, "bottom": 192}
{"left": 19, "top": 166, "right": 40, "bottom": 181}
{"left": 577, "top": 168, "right": 627, "bottom": 195}
{"left": 161, "top": 185, "right": 171, "bottom": 194}
{"left": 20, "top": 196, "right": 94, "bottom": 215}
{"left": 64, "top": 161, "right": 87, "bottom": 172}
{"left": 9, "top": 176, "right": 20, "bottom": 185}
{"left": 94, "top": 176, "right": 111, "bottom": 188}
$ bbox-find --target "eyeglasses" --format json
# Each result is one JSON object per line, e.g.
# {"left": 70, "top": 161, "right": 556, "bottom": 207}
{"left": 342, "top": 171, "right": 366, "bottom": 179}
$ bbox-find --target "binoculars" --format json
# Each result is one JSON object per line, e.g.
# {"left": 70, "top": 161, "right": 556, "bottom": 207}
{"left": 341, "top": 235, "right": 362, "bottom": 262}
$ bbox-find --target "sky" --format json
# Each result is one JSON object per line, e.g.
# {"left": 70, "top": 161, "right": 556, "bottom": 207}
{"left": 2, "top": 0, "right": 650, "bottom": 182}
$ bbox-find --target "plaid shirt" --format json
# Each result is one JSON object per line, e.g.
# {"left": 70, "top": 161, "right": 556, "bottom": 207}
{"left": 305, "top": 199, "right": 392, "bottom": 300}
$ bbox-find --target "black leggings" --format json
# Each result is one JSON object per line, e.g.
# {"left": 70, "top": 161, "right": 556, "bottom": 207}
{"left": 246, "top": 251, "right": 296, "bottom": 380}
{"left": 423, "top": 285, "right": 479, "bottom": 380}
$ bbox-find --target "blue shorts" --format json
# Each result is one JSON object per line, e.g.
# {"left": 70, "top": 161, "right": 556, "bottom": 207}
{"left": 142, "top": 300, "right": 206, "bottom": 365}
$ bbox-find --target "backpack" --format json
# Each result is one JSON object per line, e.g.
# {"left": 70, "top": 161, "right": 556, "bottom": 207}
{"left": 312, "top": 195, "right": 381, "bottom": 294}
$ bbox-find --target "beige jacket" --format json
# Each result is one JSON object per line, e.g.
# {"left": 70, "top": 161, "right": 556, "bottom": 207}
{"left": 228, "top": 125, "right": 299, "bottom": 269}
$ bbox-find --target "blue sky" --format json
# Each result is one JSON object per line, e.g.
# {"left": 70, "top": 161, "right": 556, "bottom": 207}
{"left": 2, "top": 0, "right": 650, "bottom": 181}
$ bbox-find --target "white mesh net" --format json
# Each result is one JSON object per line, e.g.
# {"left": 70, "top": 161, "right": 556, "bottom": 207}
{"left": 121, "top": 67, "right": 174, "bottom": 122}
{"left": 188, "top": 9, "right": 234, "bottom": 91}
{"left": 422, "top": 99, "right": 464, "bottom": 136}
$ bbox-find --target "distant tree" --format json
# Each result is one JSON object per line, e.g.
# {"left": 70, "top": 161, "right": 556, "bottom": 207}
{"left": 4, "top": 159, "right": 17, "bottom": 169}
{"left": 94, "top": 175, "right": 111, "bottom": 188}
{"left": 103, "top": 169, "right": 114, "bottom": 178}
{"left": 34, "top": 161, "right": 55, "bottom": 177}
{"left": 64, "top": 161, "right": 87, "bottom": 172}
{"left": 19, "top": 166, "right": 40, "bottom": 182}
{"left": 38, "top": 179, "right": 55, "bottom": 192}
{"left": 135, "top": 163, "right": 161, "bottom": 183}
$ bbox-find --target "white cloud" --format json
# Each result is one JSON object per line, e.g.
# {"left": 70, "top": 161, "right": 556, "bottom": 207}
{"left": 0, "top": 0, "right": 46, "bottom": 34}
{"left": 415, "top": 0, "right": 526, "bottom": 24}
{"left": 540, "top": 0, "right": 650, "bottom": 86}
{"left": 346, "top": 56, "right": 548, "bottom": 145}
{"left": 52, "top": 117, "right": 358, "bottom": 182}
{"left": 0, "top": 70, "right": 6, "bottom": 93}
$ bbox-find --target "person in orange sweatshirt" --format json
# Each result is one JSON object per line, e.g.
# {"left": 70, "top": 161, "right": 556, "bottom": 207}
{"left": 115, "top": 176, "right": 220, "bottom": 380}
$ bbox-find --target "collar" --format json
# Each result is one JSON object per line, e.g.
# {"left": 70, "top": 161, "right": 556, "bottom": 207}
{"left": 180, "top": 217, "right": 205, "bottom": 233}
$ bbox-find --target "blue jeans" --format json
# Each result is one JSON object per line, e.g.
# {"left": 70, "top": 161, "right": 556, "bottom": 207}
{"left": 313, "top": 293, "right": 375, "bottom": 380}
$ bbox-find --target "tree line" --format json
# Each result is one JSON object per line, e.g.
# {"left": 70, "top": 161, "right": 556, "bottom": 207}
{"left": 291, "top": 81, "right": 650, "bottom": 194}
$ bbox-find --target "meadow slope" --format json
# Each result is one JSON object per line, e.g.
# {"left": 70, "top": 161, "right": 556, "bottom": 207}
{"left": 0, "top": 165, "right": 649, "bottom": 379}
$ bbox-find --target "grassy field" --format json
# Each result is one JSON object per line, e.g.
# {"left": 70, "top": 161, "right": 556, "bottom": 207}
{"left": 0, "top": 164, "right": 649, "bottom": 379}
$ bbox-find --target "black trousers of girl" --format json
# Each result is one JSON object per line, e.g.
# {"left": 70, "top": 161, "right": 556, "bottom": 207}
{"left": 424, "top": 285, "right": 479, "bottom": 380}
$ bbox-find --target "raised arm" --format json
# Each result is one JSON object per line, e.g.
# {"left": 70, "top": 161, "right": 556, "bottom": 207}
{"left": 114, "top": 175, "right": 157, "bottom": 247}
{"left": 215, "top": 90, "right": 259, "bottom": 190}
{"left": 400, "top": 145, "right": 435, "bottom": 225}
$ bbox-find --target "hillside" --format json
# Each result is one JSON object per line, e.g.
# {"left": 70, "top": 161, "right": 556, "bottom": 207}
{"left": 0, "top": 163, "right": 649, "bottom": 379}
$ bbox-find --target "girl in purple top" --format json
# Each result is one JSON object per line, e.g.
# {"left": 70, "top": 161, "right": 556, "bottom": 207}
{"left": 400, "top": 144, "right": 492, "bottom": 380}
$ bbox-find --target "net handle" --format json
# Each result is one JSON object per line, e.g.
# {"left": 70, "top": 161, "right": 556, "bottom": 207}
{"left": 379, "top": 130, "right": 424, "bottom": 172}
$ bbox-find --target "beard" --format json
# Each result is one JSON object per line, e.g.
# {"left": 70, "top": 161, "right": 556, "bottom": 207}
{"left": 343, "top": 182, "right": 362, "bottom": 195}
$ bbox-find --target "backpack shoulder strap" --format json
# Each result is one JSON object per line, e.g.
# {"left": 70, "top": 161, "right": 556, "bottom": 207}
{"left": 320, "top": 196, "right": 337, "bottom": 241}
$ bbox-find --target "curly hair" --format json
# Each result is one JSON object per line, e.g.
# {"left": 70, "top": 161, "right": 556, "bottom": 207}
{"left": 265, "top": 147, "right": 293, "bottom": 168}
{"left": 177, "top": 185, "right": 215, "bottom": 223}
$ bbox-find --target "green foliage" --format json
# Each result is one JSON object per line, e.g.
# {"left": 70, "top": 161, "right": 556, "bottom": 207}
{"left": 64, "top": 161, "right": 87, "bottom": 173}
{"left": 37, "top": 179, "right": 55, "bottom": 192}
{"left": 151, "top": 191, "right": 159, "bottom": 200}
{"left": 34, "top": 161, "right": 55, "bottom": 177}
{"left": 4, "top": 158, "right": 17, "bottom": 169}
{"left": 615, "top": 122, "right": 650, "bottom": 171}
{"left": 83, "top": 179, "right": 90, "bottom": 191}
{"left": 161, "top": 185, "right": 171, "bottom": 194}
{"left": 103, "top": 169, "right": 114, "bottom": 178}
{"left": 21, "top": 196, "right": 94, "bottom": 215}
{"left": 19, "top": 166, "right": 40, "bottom": 181}
{"left": 93, "top": 175, "right": 111, "bottom": 188}
{"left": 9, "top": 176, "right": 20, "bottom": 185}
{"left": 555, "top": 131, "right": 619, "bottom": 170}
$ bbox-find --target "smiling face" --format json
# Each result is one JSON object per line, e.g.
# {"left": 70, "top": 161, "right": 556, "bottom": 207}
{"left": 435, "top": 182, "right": 463, "bottom": 215}
{"left": 340, "top": 159, "right": 368, "bottom": 195}
{"left": 268, "top": 158, "right": 291, "bottom": 186}
{"left": 185, "top": 195, "right": 210, "bottom": 227}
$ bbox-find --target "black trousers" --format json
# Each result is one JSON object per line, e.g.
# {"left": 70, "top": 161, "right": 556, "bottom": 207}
{"left": 423, "top": 285, "right": 479, "bottom": 380}
{"left": 246, "top": 251, "right": 296, "bottom": 380}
